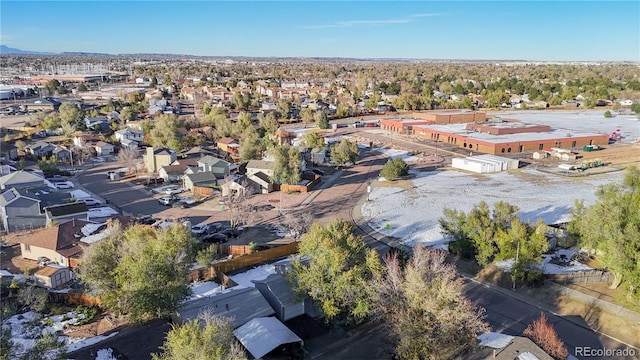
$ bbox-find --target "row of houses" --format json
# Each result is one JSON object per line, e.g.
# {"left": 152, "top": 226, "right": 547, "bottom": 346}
{"left": 0, "top": 171, "right": 104, "bottom": 234}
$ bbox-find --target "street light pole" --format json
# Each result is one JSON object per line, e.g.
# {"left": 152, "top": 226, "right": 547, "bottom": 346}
{"left": 512, "top": 240, "right": 520, "bottom": 291}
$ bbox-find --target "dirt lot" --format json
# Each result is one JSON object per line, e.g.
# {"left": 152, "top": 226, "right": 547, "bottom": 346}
{"left": 577, "top": 143, "right": 640, "bottom": 165}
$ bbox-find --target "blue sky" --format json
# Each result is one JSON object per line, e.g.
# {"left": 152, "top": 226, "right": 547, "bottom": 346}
{"left": 1, "top": 1, "right": 638, "bottom": 61}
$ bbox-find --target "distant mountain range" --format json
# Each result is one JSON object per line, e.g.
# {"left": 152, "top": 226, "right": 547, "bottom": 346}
{"left": 0, "top": 45, "right": 56, "bottom": 55}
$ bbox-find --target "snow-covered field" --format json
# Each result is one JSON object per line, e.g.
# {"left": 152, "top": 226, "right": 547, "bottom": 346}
{"left": 493, "top": 110, "right": 640, "bottom": 143}
{"left": 362, "top": 168, "right": 624, "bottom": 248}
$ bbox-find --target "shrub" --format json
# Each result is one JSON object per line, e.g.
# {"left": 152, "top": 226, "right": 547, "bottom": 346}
{"left": 523, "top": 312, "right": 568, "bottom": 360}
{"left": 73, "top": 306, "right": 98, "bottom": 326}
{"left": 604, "top": 110, "right": 612, "bottom": 118}
{"left": 380, "top": 158, "right": 409, "bottom": 180}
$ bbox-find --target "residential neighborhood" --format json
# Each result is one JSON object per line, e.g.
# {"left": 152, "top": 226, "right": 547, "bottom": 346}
{"left": 1, "top": 38, "right": 640, "bottom": 360}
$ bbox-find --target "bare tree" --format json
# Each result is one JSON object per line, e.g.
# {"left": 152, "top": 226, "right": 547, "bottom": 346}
{"left": 116, "top": 147, "right": 142, "bottom": 174}
{"left": 283, "top": 211, "right": 314, "bottom": 240}
{"left": 222, "top": 178, "right": 255, "bottom": 228}
{"left": 373, "top": 246, "right": 489, "bottom": 360}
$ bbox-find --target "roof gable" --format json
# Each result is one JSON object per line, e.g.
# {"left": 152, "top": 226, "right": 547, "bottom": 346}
{"left": 246, "top": 160, "right": 274, "bottom": 170}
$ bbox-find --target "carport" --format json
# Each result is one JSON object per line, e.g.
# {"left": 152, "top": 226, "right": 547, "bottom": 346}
{"left": 233, "top": 317, "right": 303, "bottom": 359}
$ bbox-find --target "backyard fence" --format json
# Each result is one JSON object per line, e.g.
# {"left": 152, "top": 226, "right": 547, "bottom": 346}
{"left": 212, "top": 242, "right": 299, "bottom": 274}
{"left": 49, "top": 292, "right": 100, "bottom": 307}
{"left": 545, "top": 270, "right": 613, "bottom": 285}
{"left": 545, "top": 281, "right": 640, "bottom": 323}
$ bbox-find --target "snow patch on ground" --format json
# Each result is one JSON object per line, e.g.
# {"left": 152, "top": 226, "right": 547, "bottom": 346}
{"left": 229, "top": 264, "right": 276, "bottom": 288}
{"left": 1, "top": 310, "right": 118, "bottom": 358}
{"left": 362, "top": 169, "right": 624, "bottom": 248}
{"left": 496, "top": 248, "right": 595, "bottom": 274}
{"left": 95, "top": 348, "right": 118, "bottom": 360}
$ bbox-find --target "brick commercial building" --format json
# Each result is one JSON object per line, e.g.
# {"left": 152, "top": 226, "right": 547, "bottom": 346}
{"left": 413, "top": 120, "right": 609, "bottom": 155}
{"left": 380, "top": 111, "right": 487, "bottom": 133}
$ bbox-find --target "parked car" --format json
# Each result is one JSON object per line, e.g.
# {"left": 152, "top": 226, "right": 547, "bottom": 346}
{"left": 254, "top": 204, "right": 275, "bottom": 212}
{"left": 220, "top": 227, "right": 240, "bottom": 238}
{"left": 205, "top": 222, "right": 223, "bottom": 234}
{"left": 164, "top": 187, "right": 184, "bottom": 195}
{"left": 191, "top": 223, "right": 208, "bottom": 235}
{"left": 138, "top": 216, "right": 160, "bottom": 225}
{"left": 173, "top": 196, "right": 196, "bottom": 208}
{"left": 54, "top": 181, "right": 74, "bottom": 189}
{"left": 202, "top": 232, "right": 228, "bottom": 243}
{"left": 78, "top": 198, "right": 102, "bottom": 206}
{"left": 158, "top": 196, "right": 177, "bottom": 206}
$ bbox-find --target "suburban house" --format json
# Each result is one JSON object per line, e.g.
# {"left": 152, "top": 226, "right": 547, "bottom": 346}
{"left": 197, "top": 155, "right": 230, "bottom": 178}
{"left": 19, "top": 219, "right": 94, "bottom": 267}
{"left": 175, "top": 287, "right": 275, "bottom": 329}
{"left": 220, "top": 176, "right": 254, "bottom": 197}
{"left": 0, "top": 188, "right": 46, "bottom": 233}
{"left": 34, "top": 265, "right": 73, "bottom": 289}
{"left": 245, "top": 160, "right": 275, "bottom": 194}
{"left": 52, "top": 146, "right": 71, "bottom": 163}
{"left": 183, "top": 171, "right": 218, "bottom": 192}
{"left": 253, "top": 273, "right": 322, "bottom": 322}
{"left": 216, "top": 137, "right": 240, "bottom": 162}
{"left": 245, "top": 160, "right": 275, "bottom": 178}
{"left": 144, "top": 147, "right": 177, "bottom": 174}
{"left": 247, "top": 172, "right": 273, "bottom": 194}
{"left": 18, "top": 217, "right": 133, "bottom": 268}
{"left": 114, "top": 128, "right": 143, "bottom": 148}
{"left": 158, "top": 157, "right": 200, "bottom": 183}
{"left": 84, "top": 116, "right": 110, "bottom": 132}
{"left": 24, "top": 141, "right": 56, "bottom": 159}
{"left": 0, "top": 171, "right": 47, "bottom": 190}
{"left": 44, "top": 202, "right": 89, "bottom": 226}
{"left": 475, "top": 333, "right": 554, "bottom": 360}
{"left": 94, "top": 141, "right": 114, "bottom": 156}
{"left": 274, "top": 129, "right": 298, "bottom": 146}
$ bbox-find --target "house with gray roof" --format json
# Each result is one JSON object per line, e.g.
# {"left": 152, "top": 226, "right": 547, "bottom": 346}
{"left": 253, "top": 273, "right": 321, "bottom": 321}
{"left": 183, "top": 171, "right": 218, "bottom": 192}
{"left": 0, "top": 188, "right": 45, "bottom": 233}
{"left": 175, "top": 287, "right": 275, "bottom": 329}
{"left": 44, "top": 202, "right": 88, "bottom": 226}
{"left": 25, "top": 141, "right": 56, "bottom": 159}
{"left": 246, "top": 160, "right": 274, "bottom": 178}
{"left": 197, "top": 155, "right": 230, "bottom": 178}
{"left": 0, "top": 171, "right": 47, "bottom": 190}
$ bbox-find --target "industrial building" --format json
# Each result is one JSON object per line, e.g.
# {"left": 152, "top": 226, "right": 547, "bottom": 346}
{"left": 451, "top": 155, "right": 520, "bottom": 173}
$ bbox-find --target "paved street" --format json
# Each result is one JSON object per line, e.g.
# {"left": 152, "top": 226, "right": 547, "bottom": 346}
{"left": 72, "top": 129, "right": 637, "bottom": 360}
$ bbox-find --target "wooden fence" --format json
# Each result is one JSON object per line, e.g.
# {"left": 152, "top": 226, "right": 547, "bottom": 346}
{"left": 218, "top": 244, "right": 252, "bottom": 256}
{"left": 49, "top": 292, "right": 101, "bottom": 307}
{"left": 193, "top": 185, "right": 216, "bottom": 197}
{"left": 545, "top": 270, "right": 613, "bottom": 285}
{"left": 279, "top": 177, "right": 321, "bottom": 194}
{"left": 212, "top": 242, "right": 299, "bottom": 274}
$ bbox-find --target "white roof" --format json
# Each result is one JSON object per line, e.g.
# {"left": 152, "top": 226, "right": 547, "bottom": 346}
{"left": 233, "top": 317, "right": 302, "bottom": 359}
{"left": 478, "top": 332, "right": 514, "bottom": 349}
{"left": 70, "top": 189, "right": 92, "bottom": 199}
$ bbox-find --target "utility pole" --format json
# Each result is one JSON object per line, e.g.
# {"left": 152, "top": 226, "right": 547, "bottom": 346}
{"left": 512, "top": 240, "right": 520, "bottom": 291}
